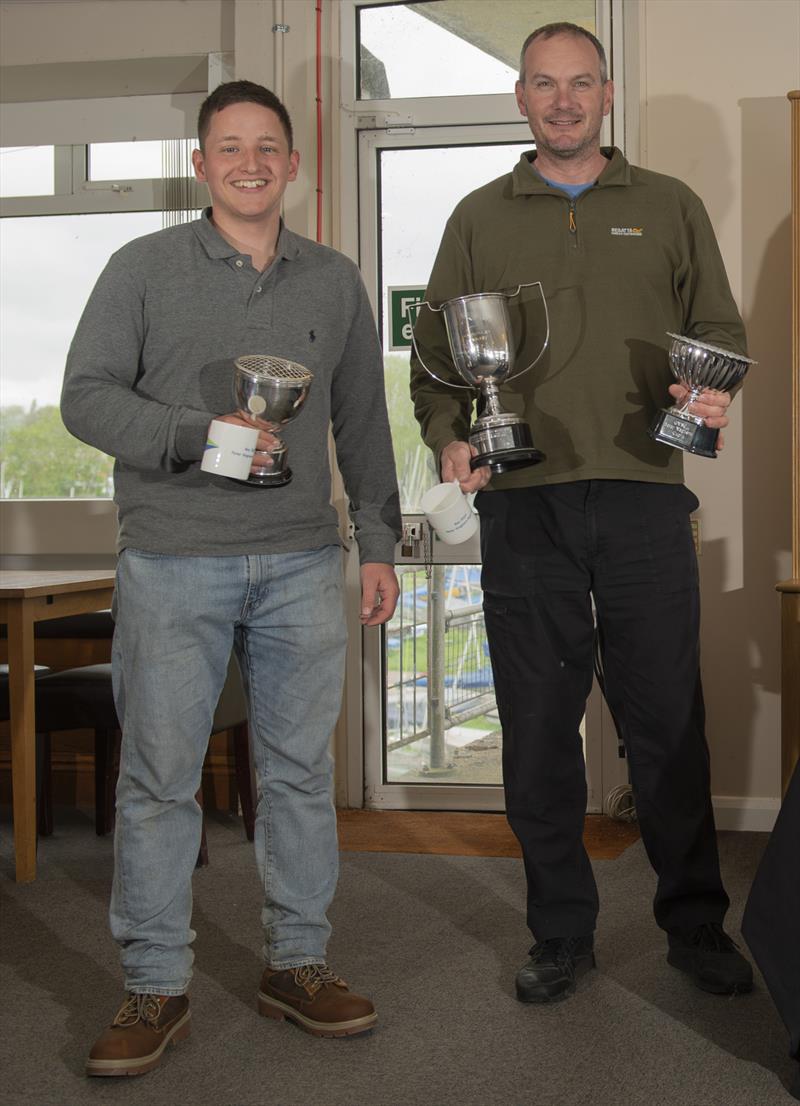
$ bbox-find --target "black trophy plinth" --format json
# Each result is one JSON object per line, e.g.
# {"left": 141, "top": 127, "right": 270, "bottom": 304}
{"left": 469, "top": 416, "right": 546, "bottom": 473}
{"left": 649, "top": 409, "right": 719, "bottom": 459}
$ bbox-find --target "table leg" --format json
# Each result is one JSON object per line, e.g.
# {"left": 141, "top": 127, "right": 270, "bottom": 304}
{"left": 7, "top": 600, "right": 37, "bottom": 882}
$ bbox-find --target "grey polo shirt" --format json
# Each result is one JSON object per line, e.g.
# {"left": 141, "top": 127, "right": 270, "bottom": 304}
{"left": 61, "top": 211, "right": 401, "bottom": 563}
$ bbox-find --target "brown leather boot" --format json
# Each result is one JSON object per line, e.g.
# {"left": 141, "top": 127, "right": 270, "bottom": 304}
{"left": 257, "top": 964, "right": 376, "bottom": 1037}
{"left": 86, "top": 993, "right": 191, "bottom": 1076}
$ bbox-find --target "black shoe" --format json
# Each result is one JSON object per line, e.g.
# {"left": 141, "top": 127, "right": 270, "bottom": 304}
{"left": 515, "top": 936, "right": 596, "bottom": 1004}
{"left": 667, "top": 922, "right": 753, "bottom": 995}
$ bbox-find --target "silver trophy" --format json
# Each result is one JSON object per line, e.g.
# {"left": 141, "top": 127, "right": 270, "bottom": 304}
{"left": 233, "top": 354, "right": 313, "bottom": 486}
{"left": 411, "top": 282, "right": 549, "bottom": 474}
{"left": 649, "top": 332, "right": 757, "bottom": 458}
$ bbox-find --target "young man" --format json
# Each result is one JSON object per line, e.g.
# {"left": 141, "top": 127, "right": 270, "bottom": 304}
{"left": 411, "top": 24, "right": 753, "bottom": 1004}
{"left": 62, "top": 81, "right": 401, "bottom": 1076}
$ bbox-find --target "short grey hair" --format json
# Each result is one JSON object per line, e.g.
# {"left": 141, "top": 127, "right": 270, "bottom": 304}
{"left": 518, "top": 22, "right": 608, "bottom": 84}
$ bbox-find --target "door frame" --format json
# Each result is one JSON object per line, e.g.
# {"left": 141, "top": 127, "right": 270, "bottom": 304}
{"left": 333, "top": 0, "right": 629, "bottom": 812}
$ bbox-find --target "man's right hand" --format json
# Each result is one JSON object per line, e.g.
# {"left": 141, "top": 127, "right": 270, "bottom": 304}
{"left": 440, "top": 441, "right": 491, "bottom": 494}
{"left": 215, "top": 413, "right": 281, "bottom": 475}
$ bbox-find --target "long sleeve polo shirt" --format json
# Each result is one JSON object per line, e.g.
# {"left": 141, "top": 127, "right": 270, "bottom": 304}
{"left": 410, "top": 147, "right": 748, "bottom": 489}
{"left": 61, "top": 211, "right": 401, "bottom": 562}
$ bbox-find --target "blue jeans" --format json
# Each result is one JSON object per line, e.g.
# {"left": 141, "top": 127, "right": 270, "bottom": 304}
{"left": 109, "top": 545, "right": 347, "bottom": 995}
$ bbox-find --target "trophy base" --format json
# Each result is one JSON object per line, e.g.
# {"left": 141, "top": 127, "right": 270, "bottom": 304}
{"left": 241, "top": 467, "right": 293, "bottom": 487}
{"left": 469, "top": 417, "right": 545, "bottom": 474}
{"left": 470, "top": 446, "right": 545, "bottom": 474}
{"left": 649, "top": 410, "right": 718, "bottom": 459}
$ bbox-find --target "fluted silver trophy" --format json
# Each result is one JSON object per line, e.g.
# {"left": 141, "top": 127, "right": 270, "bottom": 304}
{"left": 233, "top": 354, "right": 313, "bottom": 486}
{"left": 411, "top": 282, "right": 549, "bottom": 474}
{"left": 649, "top": 333, "right": 756, "bottom": 458}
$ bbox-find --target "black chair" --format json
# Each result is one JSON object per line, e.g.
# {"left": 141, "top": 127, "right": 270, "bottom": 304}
{"left": 1, "top": 655, "right": 256, "bottom": 858}
{"left": 0, "top": 611, "right": 115, "bottom": 670}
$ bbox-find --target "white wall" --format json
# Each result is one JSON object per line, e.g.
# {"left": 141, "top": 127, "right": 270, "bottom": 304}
{"left": 632, "top": 0, "right": 799, "bottom": 816}
{"left": 0, "top": 0, "right": 231, "bottom": 66}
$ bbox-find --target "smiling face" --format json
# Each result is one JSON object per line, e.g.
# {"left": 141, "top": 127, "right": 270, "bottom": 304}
{"left": 515, "top": 32, "right": 613, "bottom": 170}
{"left": 191, "top": 101, "right": 299, "bottom": 235}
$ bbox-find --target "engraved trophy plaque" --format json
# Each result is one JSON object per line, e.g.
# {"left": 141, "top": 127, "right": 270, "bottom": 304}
{"left": 649, "top": 333, "right": 756, "bottom": 458}
{"left": 233, "top": 355, "right": 313, "bottom": 486}
{"left": 411, "top": 282, "right": 549, "bottom": 474}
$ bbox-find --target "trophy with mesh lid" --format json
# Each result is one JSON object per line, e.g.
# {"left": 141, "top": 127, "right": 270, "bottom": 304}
{"left": 411, "top": 282, "right": 549, "bottom": 474}
{"left": 649, "top": 333, "right": 757, "bottom": 458}
{"left": 233, "top": 354, "right": 313, "bottom": 486}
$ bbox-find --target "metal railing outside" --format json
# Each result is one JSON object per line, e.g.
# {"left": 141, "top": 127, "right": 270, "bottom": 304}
{"left": 384, "top": 564, "right": 497, "bottom": 769}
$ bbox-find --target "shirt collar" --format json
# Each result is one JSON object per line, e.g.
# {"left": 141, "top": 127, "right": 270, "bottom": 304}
{"left": 511, "top": 146, "right": 631, "bottom": 196}
{"left": 192, "top": 208, "right": 303, "bottom": 262}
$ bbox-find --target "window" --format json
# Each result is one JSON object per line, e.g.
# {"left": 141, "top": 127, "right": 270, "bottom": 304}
{"left": 357, "top": 0, "right": 596, "bottom": 100}
{"left": 0, "top": 140, "right": 203, "bottom": 499}
{"left": 0, "top": 146, "right": 55, "bottom": 198}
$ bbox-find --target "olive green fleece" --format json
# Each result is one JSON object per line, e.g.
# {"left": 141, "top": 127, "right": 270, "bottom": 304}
{"left": 410, "top": 147, "right": 747, "bottom": 489}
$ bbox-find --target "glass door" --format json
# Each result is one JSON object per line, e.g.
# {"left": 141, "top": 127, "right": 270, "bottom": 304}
{"left": 357, "top": 125, "right": 615, "bottom": 810}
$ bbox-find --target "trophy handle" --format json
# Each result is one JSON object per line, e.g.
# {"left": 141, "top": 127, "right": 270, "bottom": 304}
{"left": 502, "top": 281, "right": 550, "bottom": 384}
{"left": 407, "top": 300, "right": 475, "bottom": 392}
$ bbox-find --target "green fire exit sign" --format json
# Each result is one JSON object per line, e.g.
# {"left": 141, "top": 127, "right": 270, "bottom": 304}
{"left": 388, "top": 286, "right": 426, "bottom": 351}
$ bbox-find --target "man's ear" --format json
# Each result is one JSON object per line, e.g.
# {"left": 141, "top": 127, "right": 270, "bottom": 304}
{"left": 192, "top": 148, "right": 206, "bottom": 183}
{"left": 603, "top": 80, "right": 615, "bottom": 118}
{"left": 514, "top": 80, "right": 527, "bottom": 118}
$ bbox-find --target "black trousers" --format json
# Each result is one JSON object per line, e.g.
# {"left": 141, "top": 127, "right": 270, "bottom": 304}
{"left": 742, "top": 760, "right": 800, "bottom": 1062}
{"left": 476, "top": 480, "right": 729, "bottom": 940}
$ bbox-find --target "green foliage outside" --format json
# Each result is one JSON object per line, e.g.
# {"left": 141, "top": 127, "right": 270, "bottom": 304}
{"left": 0, "top": 404, "right": 113, "bottom": 498}
{"left": 383, "top": 353, "right": 436, "bottom": 511}
{"left": 1, "top": 355, "right": 425, "bottom": 502}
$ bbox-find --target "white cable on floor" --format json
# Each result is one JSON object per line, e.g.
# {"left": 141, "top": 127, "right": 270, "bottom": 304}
{"left": 604, "top": 784, "right": 637, "bottom": 823}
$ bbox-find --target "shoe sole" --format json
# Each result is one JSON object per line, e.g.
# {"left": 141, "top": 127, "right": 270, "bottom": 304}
{"left": 666, "top": 950, "right": 753, "bottom": 995}
{"left": 257, "top": 991, "right": 377, "bottom": 1037}
{"left": 85, "top": 1011, "right": 191, "bottom": 1077}
{"left": 516, "top": 953, "right": 596, "bottom": 1005}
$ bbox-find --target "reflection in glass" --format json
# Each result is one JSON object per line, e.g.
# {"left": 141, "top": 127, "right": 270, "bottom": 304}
{"left": 358, "top": 1, "right": 595, "bottom": 100}
{"left": 0, "top": 146, "right": 55, "bottom": 198}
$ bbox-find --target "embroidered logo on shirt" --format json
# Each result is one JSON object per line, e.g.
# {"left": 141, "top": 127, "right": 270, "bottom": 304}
{"left": 610, "top": 226, "right": 644, "bottom": 236}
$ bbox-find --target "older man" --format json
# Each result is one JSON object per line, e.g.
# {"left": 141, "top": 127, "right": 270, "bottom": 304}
{"left": 411, "top": 23, "right": 752, "bottom": 1004}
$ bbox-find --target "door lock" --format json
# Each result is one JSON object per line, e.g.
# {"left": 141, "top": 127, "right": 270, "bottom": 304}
{"left": 400, "top": 521, "right": 423, "bottom": 558}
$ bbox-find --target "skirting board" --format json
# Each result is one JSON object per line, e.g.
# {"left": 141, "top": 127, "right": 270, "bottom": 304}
{"left": 712, "top": 796, "right": 781, "bottom": 832}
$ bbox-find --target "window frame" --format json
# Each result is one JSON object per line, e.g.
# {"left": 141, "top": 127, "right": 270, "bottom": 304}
{"left": 0, "top": 142, "right": 206, "bottom": 217}
{"left": 0, "top": 140, "right": 205, "bottom": 554}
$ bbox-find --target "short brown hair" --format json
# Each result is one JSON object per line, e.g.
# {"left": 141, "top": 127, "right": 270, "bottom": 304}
{"left": 197, "top": 80, "right": 294, "bottom": 152}
{"left": 519, "top": 22, "right": 608, "bottom": 84}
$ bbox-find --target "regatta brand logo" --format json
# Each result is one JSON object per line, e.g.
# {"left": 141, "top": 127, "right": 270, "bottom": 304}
{"left": 610, "top": 226, "right": 643, "bottom": 236}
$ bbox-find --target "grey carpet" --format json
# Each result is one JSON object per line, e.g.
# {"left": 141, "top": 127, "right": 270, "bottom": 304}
{"left": 0, "top": 810, "right": 795, "bottom": 1106}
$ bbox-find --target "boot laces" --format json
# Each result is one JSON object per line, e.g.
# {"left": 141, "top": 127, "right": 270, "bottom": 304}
{"left": 528, "top": 937, "right": 578, "bottom": 968}
{"left": 112, "top": 993, "right": 163, "bottom": 1028}
{"left": 292, "top": 964, "right": 345, "bottom": 995}
{"left": 685, "top": 922, "right": 738, "bottom": 952}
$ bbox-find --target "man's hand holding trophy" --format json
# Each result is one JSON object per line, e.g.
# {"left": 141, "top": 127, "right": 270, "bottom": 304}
{"left": 202, "top": 354, "right": 314, "bottom": 486}
{"left": 649, "top": 332, "right": 757, "bottom": 457}
{"left": 411, "top": 281, "right": 550, "bottom": 476}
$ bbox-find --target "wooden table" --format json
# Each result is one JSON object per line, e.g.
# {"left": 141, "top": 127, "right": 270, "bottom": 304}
{"left": 0, "top": 570, "right": 116, "bottom": 882}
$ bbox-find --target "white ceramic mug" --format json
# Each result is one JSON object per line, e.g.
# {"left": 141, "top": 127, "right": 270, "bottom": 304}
{"left": 201, "top": 419, "right": 259, "bottom": 480}
{"left": 420, "top": 481, "right": 478, "bottom": 545}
